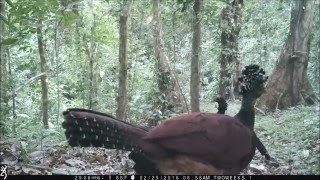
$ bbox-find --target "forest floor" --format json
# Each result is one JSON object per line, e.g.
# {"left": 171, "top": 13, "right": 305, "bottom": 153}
{"left": 1, "top": 103, "right": 319, "bottom": 175}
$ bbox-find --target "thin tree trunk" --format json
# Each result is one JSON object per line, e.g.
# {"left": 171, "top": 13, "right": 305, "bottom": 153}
{"left": 54, "top": 22, "right": 61, "bottom": 124}
{"left": 74, "top": 14, "right": 86, "bottom": 107}
{"left": 84, "top": 7, "right": 98, "bottom": 110}
{"left": 116, "top": 0, "right": 131, "bottom": 120}
{"left": 190, "top": 0, "right": 202, "bottom": 112}
{"left": 0, "top": 0, "right": 4, "bottom": 118}
{"left": 0, "top": 0, "right": 8, "bottom": 123}
{"left": 7, "top": 49, "right": 17, "bottom": 134}
{"left": 88, "top": 44, "right": 93, "bottom": 109}
{"left": 152, "top": 0, "right": 188, "bottom": 124}
{"left": 218, "top": 0, "right": 242, "bottom": 100}
{"left": 84, "top": 40, "right": 97, "bottom": 110}
{"left": 36, "top": 21, "right": 49, "bottom": 129}
{"left": 152, "top": 0, "right": 169, "bottom": 125}
{"left": 259, "top": 0, "right": 317, "bottom": 110}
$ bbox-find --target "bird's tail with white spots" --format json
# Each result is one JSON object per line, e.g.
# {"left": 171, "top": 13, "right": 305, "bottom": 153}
{"left": 62, "top": 108, "right": 148, "bottom": 151}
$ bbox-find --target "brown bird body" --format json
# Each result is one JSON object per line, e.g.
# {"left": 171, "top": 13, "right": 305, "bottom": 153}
{"left": 64, "top": 110, "right": 254, "bottom": 174}
{"left": 145, "top": 113, "right": 255, "bottom": 174}
{"left": 62, "top": 64, "right": 268, "bottom": 175}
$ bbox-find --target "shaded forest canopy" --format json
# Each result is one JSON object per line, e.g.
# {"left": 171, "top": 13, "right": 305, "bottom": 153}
{"left": 0, "top": 0, "right": 319, "bottom": 176}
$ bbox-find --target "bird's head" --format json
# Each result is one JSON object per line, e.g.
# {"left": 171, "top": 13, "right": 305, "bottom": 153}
{"left": 214, "top": 97, "right": 228, "bottom": 114}
{"left": 238, "top": 65, "right": 268, "bottom": 99}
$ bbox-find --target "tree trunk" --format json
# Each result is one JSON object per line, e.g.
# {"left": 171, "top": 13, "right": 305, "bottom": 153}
{"left": 74, "top": 11, "right": 86, "bottom": 107}
{"left": 259, "top": 0, "right": 317, "bottom": 110}
{"left": 152, "top": 0, "right": 188, "bottom": 125}
{"left": 36, "top": 21, "right": 49, "bottom": 129}
{"left": 116, "top": 0, "right": 131, "bottom": 120}
{"left": 7, "top": 49, "right": 17, "bottom": 134}
{"left": 0, "top": 0, "right": 8, "bottom": 133}
{"left": 0, "top": 0, "right": 5, "bottom": 102}
{"left": 218, "top": 0, "right": 242, "bottom": 100}
{"left": 54, "top": 22, "right": 61, "bottom": 124}
{"left": 84, "top": 40, "right": 98, "bottom": 110}
{"left": 84, "top": 8, "right": 98, "bottom": 110}
{"left": 190, "top": 0, "right": 202, "bottom": 112}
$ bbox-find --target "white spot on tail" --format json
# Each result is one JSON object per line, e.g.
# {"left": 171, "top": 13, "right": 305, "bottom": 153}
{"left": 84, "top": 116, "right": 87, "bottom": 120}
{"left": 90, "top": 143, "right": 93, "bottom": 147}
{"left": 115, "top": 129, "right": 118, "bottom": 133}
{"left": 75, "top": 120, "right": 78, "bottom": 125}
{"left": 69, "top": 134, "right": 73, "bottom": 138}
{"left": 95, "top": 135, "right": 98, "bottom": 140}
{"left": 123, "top": 145, "right": 125, "bottom": 150}
{"left": 79, "top": 127, "right": 82, "bottom": 131}
{"left": 107, "top": 127, "right": 109, "bottom": 130}
{"left": 113, "top": 144, "right": 115, "bottom": 148}
{"left": 97, "top": 124, "right": 99, "bottom": 127}
{"left": 93, "top": 117, "right": 97, "bottom": 122}
{"left": 86, "top": 121, "right": 89, "bottom": 126}
{"left": 91, "top": 128, "right": 93, "bottom": 132}
{"left": 102, "top": 144, "right": 105, "bottom": 148}
{"left": 131, "top": 147, "right": 135, "bottom": 151}
{"left": 106, "top": 137, "right": 109, "bottom": 141}
{"left": 101, "top": 130, "right": 103, "bottom": 134}
{"left": 82, "top": 134, "right": 86, "bottom": 139}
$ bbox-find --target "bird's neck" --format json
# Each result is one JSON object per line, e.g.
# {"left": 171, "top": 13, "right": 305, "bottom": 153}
{"left": 236, "top": 96, "right": 257, "bottom": 130}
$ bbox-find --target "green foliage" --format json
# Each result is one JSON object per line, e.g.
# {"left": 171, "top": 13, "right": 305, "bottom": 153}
{"left": 239, "top": 0, "right": 291, "bottom": 73}
{"left": 1, "top": 0, "right": 319, "bottom": 174}
{"left": 60, "top": 10, "right": 79, "bottom": 28}
{"left": 0, "top": 38, "right": 18, "bottom": 45}
{"left": 176, "top": 0, "right": 193, "bottom": 12}
{"left": 308, "top": 2, "right": 320, "bottom": 97}
{"left": 255, "top": 105, "right": 320, "bottom": 174}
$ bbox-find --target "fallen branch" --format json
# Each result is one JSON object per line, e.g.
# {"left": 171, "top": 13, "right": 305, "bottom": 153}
{"left": 255, "top": 107, "right": 266, "bottom": 116}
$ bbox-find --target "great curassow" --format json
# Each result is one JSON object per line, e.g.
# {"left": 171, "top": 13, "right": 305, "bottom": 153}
{"left": 214, "top": 97, "right": 271, "bottom": 160}
{"left": 62, "top": 64, "right": 268, "bottom": 175}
